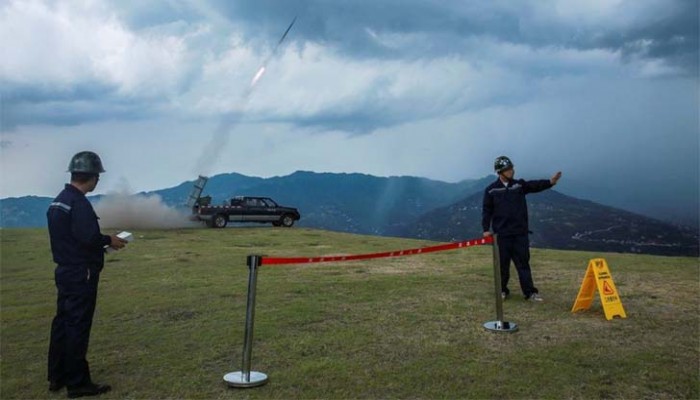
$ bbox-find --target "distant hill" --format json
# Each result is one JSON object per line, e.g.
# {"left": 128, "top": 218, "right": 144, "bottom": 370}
{"left": 0, "top": 171, "right": 490, "bottom": 233}
{"left": 400, "top": 190, "right": 699, "bottom": 257}
{"left": 150, "top": 171, "right": 491, "bottom": 234}
{"left": 0, "top": 196, "right": 55, "bottom": 228}
{"left": 1, "top": 171, "right": 697, "bottom": 256}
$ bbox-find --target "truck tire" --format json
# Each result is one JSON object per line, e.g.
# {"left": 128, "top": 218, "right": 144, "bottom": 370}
{"left": 280, "top": 214, "right": 295, "bottom": 227}
{"left": 213, "top": 214, "right": 228, "bottom": 228}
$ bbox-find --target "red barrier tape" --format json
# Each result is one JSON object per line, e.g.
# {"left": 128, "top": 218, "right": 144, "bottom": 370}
{"left": 261, "top": 236, "right": 493, "bottom": 265}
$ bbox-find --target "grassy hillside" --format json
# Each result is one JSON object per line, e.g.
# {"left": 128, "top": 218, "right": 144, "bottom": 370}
{"left": 1, "top": 227, "right": 698, "bottom": 399}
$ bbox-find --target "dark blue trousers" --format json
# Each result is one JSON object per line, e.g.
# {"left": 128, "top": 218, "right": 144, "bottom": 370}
{"left": 48, "top": 265, "right": 100, "bottom": 387}
{"left": 497, "top": 234, "right": 538, "bottom": 298}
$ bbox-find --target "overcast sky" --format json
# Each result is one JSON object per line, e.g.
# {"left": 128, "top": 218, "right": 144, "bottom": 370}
{"left": 1, "top": 0, "right": 698, "bottom": 222}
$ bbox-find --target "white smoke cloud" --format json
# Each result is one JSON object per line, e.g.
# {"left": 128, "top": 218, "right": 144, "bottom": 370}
{"left": 95, "top": 190, "right": 199, "bottom": 229}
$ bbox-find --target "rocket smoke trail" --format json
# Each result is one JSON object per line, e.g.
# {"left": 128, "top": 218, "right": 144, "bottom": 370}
{"left": 97, "top": 19, "right": 298, "bottom": 230}
{"left": 195, "top": 16, "right": 297, "bottom": 175}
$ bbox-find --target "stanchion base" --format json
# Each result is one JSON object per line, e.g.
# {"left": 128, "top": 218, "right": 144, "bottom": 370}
{"left": 483, "top": 320, "right": 519, "bottom": 333}
{"left": 223, "top": 371, "right": 269, "bottom": 388}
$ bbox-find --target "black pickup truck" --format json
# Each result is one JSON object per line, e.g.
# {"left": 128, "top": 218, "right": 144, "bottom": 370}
{"left": 194, "top": 195, "right": 301, "bottom": 228}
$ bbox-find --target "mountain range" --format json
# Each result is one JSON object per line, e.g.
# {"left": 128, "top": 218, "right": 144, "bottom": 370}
{"left": 1, "top": 171, "right": 697, "bottom": 256}
{"left": 403, "top": 190, "right": 698, "bottom": 257}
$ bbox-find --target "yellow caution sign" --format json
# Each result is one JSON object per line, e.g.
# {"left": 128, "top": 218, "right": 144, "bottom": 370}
{"left": 571, "top": 258, "right": 626, "bottom": 320}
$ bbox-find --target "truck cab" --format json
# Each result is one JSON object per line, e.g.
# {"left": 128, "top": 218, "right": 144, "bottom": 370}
{"left": 187, "top": 176, "right": 301, "bottom": 228}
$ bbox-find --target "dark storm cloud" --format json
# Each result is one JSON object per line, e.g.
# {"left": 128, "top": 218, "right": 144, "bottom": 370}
{"left": 0, "top": 83, "right": 157, "bottom": 131}
{"left": 214, "top": 0, "right": 698, "bottom": 72}
{"left": 287, "top": 109, "right": 399, "bottom": 134}
{"left": 188, "top": 0, "right": 695, "bottom": 134}
{"left": 209, "top": 0, "right": 519, "bottom": 60}
{"left": 112, "top": 1, "right": 194, "bottom": 30}
{"left": 2, "top": 83, "right": 116, "bottom": 105}
{"left": 629, "top": 32, "right": 698, "bottom": 72}
{"left": 591, "top": 0, "right": 698, "bottom": 73}
{"left": 2, "top": 0, "right": 696, "bottom": 133}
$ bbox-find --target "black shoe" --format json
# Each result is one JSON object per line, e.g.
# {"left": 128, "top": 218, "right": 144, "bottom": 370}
{"left": 49, "top": 380, "right": 65, "bottom": 392}
{"left": 66, "top": 383, "right": 111, "bottom": 398}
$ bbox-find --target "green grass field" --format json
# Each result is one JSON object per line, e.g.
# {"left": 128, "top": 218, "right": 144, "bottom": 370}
{"left": 1, "top": 227, "right": 698, "bottom": 399}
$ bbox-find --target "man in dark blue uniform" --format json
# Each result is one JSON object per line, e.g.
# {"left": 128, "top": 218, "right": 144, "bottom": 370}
{"left": 482, "top": 156, "right": 562, "bottom": 301}
{"left": 47, "top": 151, "right": 127, "bottom": 398}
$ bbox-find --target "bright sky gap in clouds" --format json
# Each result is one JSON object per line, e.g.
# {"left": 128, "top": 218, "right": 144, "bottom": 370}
{"left": 0, "top": 0, "right": 698, "bottom": 225}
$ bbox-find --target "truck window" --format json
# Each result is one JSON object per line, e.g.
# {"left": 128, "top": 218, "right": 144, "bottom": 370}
{"left": 263, "top": 199, "right": 278, "bottom": 207}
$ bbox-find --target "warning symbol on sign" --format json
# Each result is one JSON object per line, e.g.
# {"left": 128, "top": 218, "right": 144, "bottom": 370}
{"left": 603, "top": 281, "right": 614, "bottom": 295}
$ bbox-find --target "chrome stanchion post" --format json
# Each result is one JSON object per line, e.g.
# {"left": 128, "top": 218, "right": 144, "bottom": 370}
{"left": 224, "top": 255, "right": 269, "bottom": 388}
{"left": 483, "top": 234, "right": 518, "bottom": 333}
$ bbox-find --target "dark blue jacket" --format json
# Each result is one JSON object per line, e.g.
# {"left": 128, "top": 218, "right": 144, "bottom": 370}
{"left": 47, "top": 184, "right": 111, "bottom": 268}
{"left": 482, "top": 178, "right": 553, "bottom": 237}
